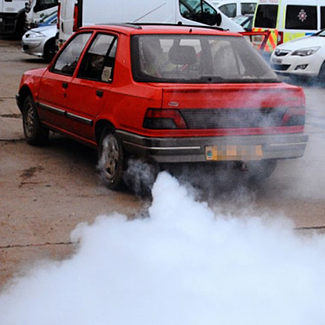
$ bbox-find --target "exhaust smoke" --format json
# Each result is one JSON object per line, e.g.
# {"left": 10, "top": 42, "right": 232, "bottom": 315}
{"left": 1, "top": 172, "right": 325, "bottom": 325}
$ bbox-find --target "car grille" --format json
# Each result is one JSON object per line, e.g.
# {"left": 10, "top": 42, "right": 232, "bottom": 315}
{"left": 271, "top": 64, "right": 290, "bottom": 71}
{"left": 181, "top": 108, "right": 287, "bottom": 129}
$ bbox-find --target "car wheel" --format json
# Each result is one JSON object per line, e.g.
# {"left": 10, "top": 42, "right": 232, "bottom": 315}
{"left": 318, "top": 61, "right": 325, "bottom": 82}
{"left": 246, "top": 159, "right": 277, "bottom": 181}
{"left": 98, "top": 130, "right": 125, "bottom": 190}
{"left": 43, "top": 38, "right": 56, "bottom": 63}
{"left": 22, "top": 95, "right": 49, "bottom": 145}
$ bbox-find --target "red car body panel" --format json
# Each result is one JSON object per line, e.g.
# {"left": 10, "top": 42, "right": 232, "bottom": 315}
{"left": 17, "top": 24, "right": 308, "bottom": 164}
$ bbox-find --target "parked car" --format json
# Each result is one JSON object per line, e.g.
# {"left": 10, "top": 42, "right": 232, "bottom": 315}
{"left": 270, "top": 29, "right": 325, "bottom": 81}
{"left": 16, "top": 24, "right": 308, "bottom": 190}
{"left": 22, "top": 24, "right": 56, "bottom": 62}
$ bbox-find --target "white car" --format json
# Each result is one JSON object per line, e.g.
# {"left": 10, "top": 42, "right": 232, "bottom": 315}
{"left": 22, "top": 25, "right": 57, "bottom": 62}
{"left": 270, "top": 30, "right": 325, "bottom": 81}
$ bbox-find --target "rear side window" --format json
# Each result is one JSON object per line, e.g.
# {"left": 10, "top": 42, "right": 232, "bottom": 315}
{"left": 78, "top": 33, "right": 117, "bottom": 82}
{"left": 254, "top": 5, "right": 278, "bottom": 28}
{"left": 285, "top": 5, "right": 317, "bottom": 30}
{"left": 219, "top": 3, "right": 237, "bottom": 18}
{"left": 52, "top": 33, "right": 92, "bottom": 76}
{"left": 321, "top": 7, "right": 325, "bottom": 29}
{"left": 241, "top": 3, "right": 256, "bottom": 15}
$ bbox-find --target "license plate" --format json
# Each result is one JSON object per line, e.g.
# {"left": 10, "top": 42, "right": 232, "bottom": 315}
{"left": 205, "top": 145, "right": 263, "bottom": 161}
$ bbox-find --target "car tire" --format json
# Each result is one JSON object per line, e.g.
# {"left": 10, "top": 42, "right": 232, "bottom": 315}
{"left": 43, "top": 38, "right": 56, "bottom": 63}
{"left": 246, "top": 159, "right": 277, "bottom": 181}
{"left": 98, "top": 130, "right": 125, "bottom": 190}
{"left": 22, "top": 95, "right": 49, "bottom": 145}
{"left": 318, "top": 61, "right": 325, "bottom": 82}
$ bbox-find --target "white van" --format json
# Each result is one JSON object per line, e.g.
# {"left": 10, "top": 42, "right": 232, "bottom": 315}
{"left": 25, "top": 0, "right": 58, "bottom": 29}
{"left": 57, "top": 0, "right": 244, "bottom": 46}
{"left": 0, "top": 0, "right": 25, "bottom": 37}
{"left": 252, "top": 0, "right": 325, "bottom": 53}
{"left": 211, "top": 0, "right": 257, "bottom": 18}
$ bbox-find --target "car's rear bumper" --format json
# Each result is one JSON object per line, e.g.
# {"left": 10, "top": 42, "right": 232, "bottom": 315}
{"left": 116, "top": 130, "right": 309, "bottom": 163}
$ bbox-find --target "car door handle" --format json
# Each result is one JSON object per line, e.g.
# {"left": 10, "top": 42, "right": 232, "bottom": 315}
{"left": 96, "top": 90, "right": 103, "bottom": 98}
{"left": 62, "top": 82, "right": 68, "bottom": 89}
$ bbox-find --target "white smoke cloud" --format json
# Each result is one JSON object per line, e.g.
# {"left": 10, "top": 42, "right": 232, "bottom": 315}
{"left": 1, "top": 172, "right": 325, "bottom": 325}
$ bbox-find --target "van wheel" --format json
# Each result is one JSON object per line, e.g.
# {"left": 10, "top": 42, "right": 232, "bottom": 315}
{"left": 22, "top": 95, "right": 49, "bottom": 145}
{"left": 43, "top": 38, "right": 56, "bottom": 63}
{"left": 98, "top": 130, "right": 125, "bottom": 190}
{"left": 318, "top": 61, "right": 325, "bottom": 82}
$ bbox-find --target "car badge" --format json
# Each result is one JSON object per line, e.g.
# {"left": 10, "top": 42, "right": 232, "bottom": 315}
{"left": 168, "top": 101, "right": 179, "bottom": 107}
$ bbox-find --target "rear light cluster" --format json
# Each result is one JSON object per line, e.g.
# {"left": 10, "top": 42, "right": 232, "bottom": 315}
{"left": 277, "top": 31, "right": 284, "bottom": 45}
{"left": 57, "top": 3, "right": 61, "bottom": 30}
{"left": 73, "top": 4, "right": 79, "bottom": 32}
{"left": 143, "top": 108, "right": 187, "bottom": 129}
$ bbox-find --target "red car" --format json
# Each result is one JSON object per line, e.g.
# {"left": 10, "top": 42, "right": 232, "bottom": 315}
{"left": 16, "top": 24, "right": 308, "bottom": 190}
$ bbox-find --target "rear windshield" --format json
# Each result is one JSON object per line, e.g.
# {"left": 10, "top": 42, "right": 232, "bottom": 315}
{"left": 254, "top": 5, "right": 278, "bottom": 28}
{"left": 131, "top": 34, "right": 278, "bottom": 83}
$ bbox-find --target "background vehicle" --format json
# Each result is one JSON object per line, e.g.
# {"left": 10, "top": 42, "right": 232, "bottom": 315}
{"left": 270, "top": 29, "right": 325, "bottom": 81}
{"left": 28, "top": 9, "right": 57, "bottom": 29}
{"left": 232, "top": 13, "right": 253, "bottom": 31}
{"left": 252, "top": 0, "right": 325, "bottom": 55}
{"left": 0, "top": 0, "right": 25, "bottom": 38}
{"left": 22, "top": 12, "right": 57, "bottom": 62}
{"left": 17, "top": 24, "right": 308, "bottom": 191}
{"left": 57, "top": 0, "right": 243, "bottom": 46}
{"left": 211, "top": 0, "right": 256, "bottom": 18}
{"left": 25, "top": 0, "right": 58, "bottom": 29}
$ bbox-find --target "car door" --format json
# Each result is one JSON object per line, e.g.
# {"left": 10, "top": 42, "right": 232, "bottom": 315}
{"left": 64, "top": 32, "right": 118, "bottom": 142}
{"left": 37, "top": 32, "right": 92, "bottom": 132}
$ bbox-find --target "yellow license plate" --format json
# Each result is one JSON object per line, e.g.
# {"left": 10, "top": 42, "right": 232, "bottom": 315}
{"left": 205, "top": 145, "right": 263, "bottom": 161}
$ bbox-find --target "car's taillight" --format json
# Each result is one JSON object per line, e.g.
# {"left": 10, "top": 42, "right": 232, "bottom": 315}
{"left": 143, "top": 108, "right": 187, "bottom": 129}
{"left": 73, "top": 4, "right": 79, "bottom": 31}
{"left": 57, "top": 3, "right": 61, "bottom": 30}
{"left": 277, "top": 31, "right": 284, "bottom": 45}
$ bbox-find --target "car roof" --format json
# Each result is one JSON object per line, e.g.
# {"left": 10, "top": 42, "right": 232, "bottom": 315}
{"left": 77, "top": 23, "right": 241, "bottom": 37}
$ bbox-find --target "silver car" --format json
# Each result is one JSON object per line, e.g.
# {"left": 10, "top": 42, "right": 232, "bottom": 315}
{"left": 22, "top": 18, "right": 57, "bottom": 62}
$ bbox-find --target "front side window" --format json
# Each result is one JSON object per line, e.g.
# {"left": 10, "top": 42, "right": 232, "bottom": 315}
{"left": 219, "top": 4, "right": 237, "bottom": 18}
{"left": 78, "top": 34, "right": 117, "bottom": 82}
{"left": 180, "top": 0, "right": 220, "bottom": 26}
{"left": 254, "top": 5, "right": 278, "bottom": 28}
{"left": 285, "top": 5, "right": 317, "bottom": 30}
{"left": 52, "top": 33, "right": 92, "bottom": 76}
{"left": 34, "top": 0, "right": 58, "bottom": 12}
{"left": 241, "top": 3, "right": 256, "bottom": 15}
{"left": 131, "top": 34, "right": 278, "bottom": 83}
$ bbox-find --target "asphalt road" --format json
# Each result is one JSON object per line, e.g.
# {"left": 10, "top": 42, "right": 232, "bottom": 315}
{"left": 0, "top": 38, "right": 325, "bottom": 287}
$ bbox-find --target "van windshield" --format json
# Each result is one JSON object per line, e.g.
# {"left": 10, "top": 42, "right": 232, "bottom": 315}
{"left": 131, "top": 34, "right": 278, "bottom": 83}
{"left": 254, "top": 4, "right": 278, "bottom": 28}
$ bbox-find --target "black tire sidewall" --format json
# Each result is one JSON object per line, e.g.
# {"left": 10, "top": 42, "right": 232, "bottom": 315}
{"left": 43, "top": 38, "right": 56, "bottom": 63}
{"left": 22, "top": 95, "right": 48, "bottom": 145}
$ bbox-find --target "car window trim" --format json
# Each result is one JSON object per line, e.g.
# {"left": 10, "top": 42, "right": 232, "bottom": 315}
{"left": 76, "top": 31, "right": 118, "bottom": 83}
